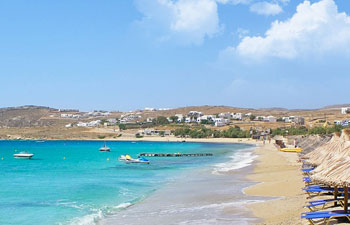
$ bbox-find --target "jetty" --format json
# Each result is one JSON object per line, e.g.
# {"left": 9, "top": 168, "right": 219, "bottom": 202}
{"left": 138, "top": 153, "right": 213, "bottom": 157}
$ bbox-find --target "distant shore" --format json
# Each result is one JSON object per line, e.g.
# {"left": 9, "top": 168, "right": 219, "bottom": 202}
{"left": 1, "top": 135, "right": 260, "bottom": 145}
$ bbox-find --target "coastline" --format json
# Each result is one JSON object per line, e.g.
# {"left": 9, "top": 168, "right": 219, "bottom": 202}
{"left": 244, "top": 143, "right": 305, "bottom": 225}
{"left": 101, "top": 142, "right": 262, "bottom": 225}
{"left": 1, "top": 136, "right": 260, "bottom": 144}
{"left": 0, "top": 134, "right": 256, "bottom": 146}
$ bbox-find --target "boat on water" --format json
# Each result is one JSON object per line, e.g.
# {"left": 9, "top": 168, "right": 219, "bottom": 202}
{"left": 119, "top": 154, "right": 150, "bottom": 164}
{"left": 99, "top": 142, "right": 110, "bottom": 152}
{"left": 14, "top": 151, "right": 34, "bottom": 159}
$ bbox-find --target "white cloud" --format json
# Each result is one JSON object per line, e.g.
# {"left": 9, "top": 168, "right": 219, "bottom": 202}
{"left": 234, "top": 0, "right": 350, "bottom": 59}
{"left": 250, "top": 2, "right": 283, "bottom": 16}
{"left": 135, "top": 0, "right": 222, "bottom": 45}
{"left": 216, "top": 0, "right": 251, "bottom": 4}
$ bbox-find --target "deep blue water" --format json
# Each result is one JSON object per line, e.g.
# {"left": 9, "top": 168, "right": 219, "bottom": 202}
{"left": 0, "top": 140, "right": 251, "bottom": 225}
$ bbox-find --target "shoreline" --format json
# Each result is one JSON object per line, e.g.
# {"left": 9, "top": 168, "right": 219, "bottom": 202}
{"left": 101, "top": 143, "right": 262, "bottom": 225}
{"left": 244, "top": 143, "right": 305, "bottom": 224}
{"left": 1, "top": 137, "right": 260, "bottom": 144}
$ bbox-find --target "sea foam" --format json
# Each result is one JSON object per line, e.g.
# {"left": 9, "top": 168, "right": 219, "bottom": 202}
{"left": 212, "top": 147, "right": 257, "bottom": 175}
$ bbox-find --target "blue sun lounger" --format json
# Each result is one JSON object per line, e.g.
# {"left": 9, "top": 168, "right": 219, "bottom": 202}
{"left": 301, "top": 210, "right": 350, "bottom": 225}
{"left": 302, "top": 168, "right": 314, "bottom": 172}
{"left": 305, "top": 198, "right": 345, "bottom": 211}
{"left": 303, "top": 186, "right": 334, "bottom": 198}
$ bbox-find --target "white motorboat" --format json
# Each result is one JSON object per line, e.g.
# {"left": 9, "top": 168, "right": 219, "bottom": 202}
{"left": 14, "top": 152, "right": 34, "bottom": 159}
{"left": 119, "top": 154, "right": 150, "bottom": 164}
{"left": 99, "top": 142, "right": 110, "bottom": 152}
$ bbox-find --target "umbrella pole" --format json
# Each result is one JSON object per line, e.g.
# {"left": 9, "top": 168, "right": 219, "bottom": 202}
{"left": 334, "top": 186, "right": 338, "bottom": 207}
{"left": 344, "top": 185, "right": 348, "bottom": 213}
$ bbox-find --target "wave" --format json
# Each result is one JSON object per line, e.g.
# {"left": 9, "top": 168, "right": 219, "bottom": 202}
{"left": 212, "top": 147, "right": 257, "bottom": 175}
{"left": 155, "top": 199, "right": 263, "bottom": 215}
{"left": 58, "top": 202, "right": 132, "bottom": 225}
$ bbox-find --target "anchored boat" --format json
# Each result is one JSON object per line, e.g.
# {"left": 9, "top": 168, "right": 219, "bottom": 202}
{"left": 99, "top": 142, "right": 110, "bottom": 152}
{"left": 14, "top": 151, "right": 34, "bottom": 159}
{"left": 119, "top": 154, "right": 150, "bottom": 164}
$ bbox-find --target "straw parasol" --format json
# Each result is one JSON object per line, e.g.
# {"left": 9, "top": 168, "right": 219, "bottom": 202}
{"left": 310, "top": 129, "right": 350, "bottom": 212}
{"left": 304, "top": 132, "right": 349, "bottom": 166}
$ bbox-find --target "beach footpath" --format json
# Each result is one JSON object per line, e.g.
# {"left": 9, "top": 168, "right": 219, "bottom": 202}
{"left": 244, "top": 143, "right": 305, "bottom": 225}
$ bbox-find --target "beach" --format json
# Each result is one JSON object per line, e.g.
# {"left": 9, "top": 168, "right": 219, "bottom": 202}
{"left": 244, "top": 143, "right": 305, "bottom": 225}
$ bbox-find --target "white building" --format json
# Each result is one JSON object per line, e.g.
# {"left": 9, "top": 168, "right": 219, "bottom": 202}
{"left": 175, "top": 114, "right": 184, "bottom": 122}
{"left": 158, "top": 108, "right": 171, "bottom": 111}
{"left": 185, "top": 117, "right": 192, "bottom": 123}
{"left": 188, "top": 111, "right": 203, "bottom": 117}
{"left": 146, "top": 117, "right": 154, "bottom": 123}
{"left": 231, "top": 113, "right": 242, "bottom": 120}
{"left": 341, "top": 107, "right": 350, "bottom": 114}
{"left": 264, "top": 116, "right": 277, "bottom": 122}
{"left": 218, "top": 112, "right": 231, "bottom": 119}
{"left": 77, "top": 122, "right": 87, "bottom": 127}
{"left": 213, "top": 118, "right": 230, "bottom": 126}
{"left": 144, "top": 107, "right": 156, "bottom": 111}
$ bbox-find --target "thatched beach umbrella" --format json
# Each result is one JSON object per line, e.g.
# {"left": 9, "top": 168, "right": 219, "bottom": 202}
{"left": 311, "top": 160, "right": 350, "bottom": 212}
{"left": 302, "top": 134, "right": 340, "bottom": 160}
{"left": 309, "top": 130, "right": 350, "bottom": 211}
{"left": 304, "top": 132, "right": 350, "bottom": 166}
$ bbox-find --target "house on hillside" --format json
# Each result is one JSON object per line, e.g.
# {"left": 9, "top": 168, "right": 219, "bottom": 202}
{"left": 265, "top": 116, "right": 277, "bottom": 122}
{"left": 213, "top": 118, "right": 230, "bottom": 127}
{"left": 231, "top": 113, "right": 242, "bottom": 120}
{"left": 187, "top": 111, "right": 203, "bottom": 117}
{"left": 218, "top": 112, "right": 231, "bottom": 119}
{"left": 175, "top": 114, "right": 184, "bottom": 122}
{"left": 341, "top": 107, "right": 350, "bottom": 114}
{"left": 146, "top": 117, "right": 154, "bottom": 123}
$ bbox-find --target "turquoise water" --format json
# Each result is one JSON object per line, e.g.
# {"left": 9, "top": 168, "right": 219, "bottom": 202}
{"left": 0, "top": 141, "right": 252, "bottom": 225}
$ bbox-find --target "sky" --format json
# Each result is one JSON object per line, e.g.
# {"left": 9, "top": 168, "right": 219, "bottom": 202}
{"left": 1, "top": 0, "right": 350, "bottom": 111}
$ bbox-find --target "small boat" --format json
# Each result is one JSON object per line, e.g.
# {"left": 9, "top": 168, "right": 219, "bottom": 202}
{"left": 280, "top": 148, "right": 303, "bottom": 153}
{"left": 119, "top": 154, "right": 150, "bottom": 164}
{"left": 99, "top": 142, "right": 110, "bottom": 152}
{"left": 14, "top": 151, "right": 34, "bottom": 159}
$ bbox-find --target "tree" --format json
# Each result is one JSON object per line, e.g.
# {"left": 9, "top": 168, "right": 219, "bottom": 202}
{"left": 119, "top": 124, "right": 126, "bottom": 130}
{"left": 155, "top": 116, "right": 169, "bottom": 125}
{"left": 169, "top": 116, "right": 179, "bottom": 123}
{"left": 249, "top": 115, "right": 256, "bottom": 121}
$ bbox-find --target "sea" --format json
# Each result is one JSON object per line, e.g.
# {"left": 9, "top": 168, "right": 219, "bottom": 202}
{"left": 0, "top": 140, "right": 264, "bottom": 225}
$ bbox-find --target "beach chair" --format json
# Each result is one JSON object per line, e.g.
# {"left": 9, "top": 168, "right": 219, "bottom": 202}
{"left": 303, "top": 177, "right": 316, "bottom": 185}
{"left": 302, "top": 168, "right": 314, "bottom": 172}
{"left": 303, "top": 186, "right": 334, "bottom": 198}
{"left": 305, "top": 198, "right": 345, "bottom": 211}
{"left": 301, "top": 210, "right": 350, "bottom": 225}
{"left": 302, "top": 167, "right": 315, "bottom": 176}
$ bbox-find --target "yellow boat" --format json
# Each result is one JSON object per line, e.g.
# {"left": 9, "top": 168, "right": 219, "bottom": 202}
{"left": 280, "top": 148, "right": 303, "bottom": 153}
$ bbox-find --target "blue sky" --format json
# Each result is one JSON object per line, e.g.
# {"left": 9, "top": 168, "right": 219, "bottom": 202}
{"left": 1, "top": 0, "right": 350, "bottom": 111}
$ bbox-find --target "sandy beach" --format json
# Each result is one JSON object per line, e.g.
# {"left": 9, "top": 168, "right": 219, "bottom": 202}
{"left": 244, "top": 143, "right": 305, "bottom": 225}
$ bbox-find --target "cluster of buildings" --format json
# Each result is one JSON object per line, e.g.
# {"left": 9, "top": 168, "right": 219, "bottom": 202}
{"left": 144, "top": 107, "right": 172, "bottom": 111}
{"left": 60, "top": 110, "right": 111, "bottom": 120}
{"left": 120, "top": 113, "right": 142, "bottom": 123}
{"left": 334, "top": 120, "right": 350, "bottom": 127}
{"left": 137, "top": 129, "right": 171, "bottom": 137}
{"left": 144, "top": 110, "right": 306, "bottom": 127}
{"left": 281, "top": 116, "right": 305, "bottom": 125}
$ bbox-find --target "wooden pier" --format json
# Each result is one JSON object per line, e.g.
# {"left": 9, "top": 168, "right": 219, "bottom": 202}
{"left": 138, "top": 153, "right": 213, "bottom": 157}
